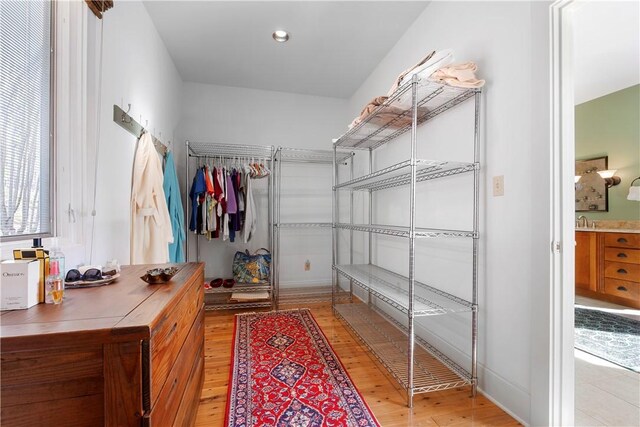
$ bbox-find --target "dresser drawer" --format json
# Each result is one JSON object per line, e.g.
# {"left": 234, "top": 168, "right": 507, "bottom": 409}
{"left": 146, "top": 309, "right": 204, "bottom": 426}
{"left": 604, "top": 261, "right": 640, "bottom": 282}
{"left": 604, "top": 233, "right": 640, "bottom": 249}
{"left": 604, "top": 247, "right": 640, "bottom": 264}
{"left": 604, "top": 278, "right": 640, "bottom": 302}
{"left": 149, "top": 278, "right": 204, "bottom": 406}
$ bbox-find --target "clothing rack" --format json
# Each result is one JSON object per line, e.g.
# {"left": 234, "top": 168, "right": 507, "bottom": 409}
{"left": 273, "top": 147, "right": 354, "bottom": 308}
{"left": 185, "top": 141, "right": 275, "bottom": 310}
{"left": 113, "top": 104, "right": 168, "bottom": 155}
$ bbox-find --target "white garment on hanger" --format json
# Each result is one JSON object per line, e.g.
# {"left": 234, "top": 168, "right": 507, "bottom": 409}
{"left": 243, "top": 172, "right": 256, "bottom": 243}
{"left": 222, "top": 170, "right": 229, "bottom": 241}
{"left": 130, "top": 132, "right": 173, "bottom": 264}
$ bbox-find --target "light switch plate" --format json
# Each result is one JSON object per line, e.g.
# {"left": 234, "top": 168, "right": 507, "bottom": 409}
{"left": 493, "top": 175, "right": 504, "bottom": 196}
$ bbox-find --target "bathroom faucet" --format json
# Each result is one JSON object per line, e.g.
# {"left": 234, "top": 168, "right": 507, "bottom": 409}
{"left": 577, "top": 215, "right": 588, "bottom": 228}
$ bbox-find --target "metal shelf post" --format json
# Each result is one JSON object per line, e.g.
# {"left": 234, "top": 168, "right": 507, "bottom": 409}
{"left": 407, "top": 74, "right": 419, "bottom": 408}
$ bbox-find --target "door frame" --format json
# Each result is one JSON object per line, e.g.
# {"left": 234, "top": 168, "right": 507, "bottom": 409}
{"left": 549, "top": 1, "right": 577, "bottom": 425}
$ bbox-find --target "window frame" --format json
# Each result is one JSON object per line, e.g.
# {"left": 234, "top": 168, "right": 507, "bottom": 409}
{"left": 0, "top": 1, "right": 56, "bottom": 242}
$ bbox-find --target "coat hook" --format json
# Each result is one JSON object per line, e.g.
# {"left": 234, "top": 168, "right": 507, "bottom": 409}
{"left": 121, "top": 103, "right": 132, "bottom": 124}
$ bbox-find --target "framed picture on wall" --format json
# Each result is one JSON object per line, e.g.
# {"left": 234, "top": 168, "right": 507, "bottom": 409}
{"left": 575, "top": 156, "right": 608, "bottom": 212}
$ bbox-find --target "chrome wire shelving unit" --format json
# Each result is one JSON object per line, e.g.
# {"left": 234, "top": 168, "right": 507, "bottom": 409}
{"left": 332, "top": 76, "right": 481, "bottom": 407}
{"left": 273, "top": 147, "right": 354, "bottom": 308}
{"left": 185, "top": 141, "right": 275, "bottom": 311}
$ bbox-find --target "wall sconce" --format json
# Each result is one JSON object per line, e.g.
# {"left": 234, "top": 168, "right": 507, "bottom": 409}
{"left": 628, "top": 177, "right": 640, "bottom": 201}
{"left": 597, "top": 170, "right": 621, "bottom": 187}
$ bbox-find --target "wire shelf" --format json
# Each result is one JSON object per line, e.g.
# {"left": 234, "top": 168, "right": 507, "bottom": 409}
{"left": 277, "top": 147, "right": 354, "bottom": 164}
{"left": 276, "top": 222, "right": 332, "bottom": 228}
{"left": 369, "top": 304, "right": 473, "bottom": 386}
{"left": 204, "top": 283, "right": 271, "bottom": 294}
{"left": 204, "top": 301, "right": 273, "bottom": 311}
{"left": 334, "top": 223, "right": 476, "bottom": 239}
{"left": 333, "top": 264, "right": 472, "bottom": 316}
{"left": 277, "top": 286, "right": 350, "bottom": 305}
{"left": 334, "top": 159, "right": 476, "bottom": 192}
{"left": 334, "top": 80, "right": 479, "bottom": 150}
{"left": 334, "top": 303, "right": 471, "bottom": 393}
{"left": 188, "top": 141, "right": 274, "bottom": 159}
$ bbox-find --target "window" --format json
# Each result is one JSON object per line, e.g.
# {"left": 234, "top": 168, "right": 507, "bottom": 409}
{"left": 0, "top": 0, "right": 53, "bottom": 240}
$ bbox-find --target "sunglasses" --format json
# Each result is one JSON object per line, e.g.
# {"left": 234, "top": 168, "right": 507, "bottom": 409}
{"left": 65, "top": 268, "right": 103, "bottom": 283}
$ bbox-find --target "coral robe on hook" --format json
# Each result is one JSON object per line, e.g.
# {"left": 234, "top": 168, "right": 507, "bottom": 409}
{"left": 130, "top": 132, "right": 173, "bottom": 264}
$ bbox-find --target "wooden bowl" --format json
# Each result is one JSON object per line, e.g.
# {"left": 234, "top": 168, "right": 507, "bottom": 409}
{"left": 140, "top": 267, "right": 179, "bottom": 284}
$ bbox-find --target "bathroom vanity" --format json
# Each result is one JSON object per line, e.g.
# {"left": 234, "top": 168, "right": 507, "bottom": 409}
{"left": 575, "top": 229, "right": 640, "bottom": 308}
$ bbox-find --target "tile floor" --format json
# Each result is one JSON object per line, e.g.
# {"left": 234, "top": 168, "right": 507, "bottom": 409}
{"left": 574, "top": 296, "right": 640, "bottom": 427}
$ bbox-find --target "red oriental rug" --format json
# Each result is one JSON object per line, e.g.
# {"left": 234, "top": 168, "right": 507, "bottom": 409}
{"left": 225, "top": 309, "right": 379, "bottom": 427}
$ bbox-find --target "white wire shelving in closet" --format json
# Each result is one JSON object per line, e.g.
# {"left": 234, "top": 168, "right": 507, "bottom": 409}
{"left": 273, "top": 147, "right": 354, "bottom": 308}
{"left": 332, "top": 75, "right": 482, "bottom": 407}
{"left": 185, "top": 141, "right": 275, "bottom": 310}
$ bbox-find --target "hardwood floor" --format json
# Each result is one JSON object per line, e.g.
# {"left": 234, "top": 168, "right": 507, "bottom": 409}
{"left": 195, "top": 303, "right": 519, "bottom": 426}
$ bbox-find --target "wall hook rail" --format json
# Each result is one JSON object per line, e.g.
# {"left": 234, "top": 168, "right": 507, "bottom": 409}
{"left": 113, "top": 104, "right": 167, "bottom": 156}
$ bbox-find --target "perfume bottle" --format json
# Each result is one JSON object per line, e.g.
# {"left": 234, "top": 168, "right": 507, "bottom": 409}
{"left": 45, "top": 259, "right": 64, "bottom": 304}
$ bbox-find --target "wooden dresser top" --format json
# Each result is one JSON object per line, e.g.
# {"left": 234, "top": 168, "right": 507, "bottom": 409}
{"left": 0, "top": 263, "right": 204, "bottom": 350}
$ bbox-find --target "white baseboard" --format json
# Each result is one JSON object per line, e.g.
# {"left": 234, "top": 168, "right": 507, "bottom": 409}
{"left": 413, "top": 322, "right": 530, "bottom": 425}
{"left": 478, "top": 381, "right": 529, "bottom": 427}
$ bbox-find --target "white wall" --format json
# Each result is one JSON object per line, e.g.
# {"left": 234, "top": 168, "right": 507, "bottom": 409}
{"left": 345, "top": 2, "right": 551, "bottom": 424}
{"left": 177, "top": 83, "right": 348, "bottom": 281}
{"left": 83, "top": 1, "right": 183, "bottom": 267}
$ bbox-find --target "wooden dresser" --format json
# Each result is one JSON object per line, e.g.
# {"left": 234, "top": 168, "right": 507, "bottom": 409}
{"left": 576, "top": 231, "right": 640, "bottom": 308}
{"left": 0, "top": 263, "right": 205, "bottom": 426}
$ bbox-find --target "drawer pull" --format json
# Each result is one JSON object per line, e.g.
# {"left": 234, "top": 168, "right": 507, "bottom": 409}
{"left": 616, "top": 253, "right": 628, "bottom": 258}
{"left": 616, "top": 269, "right": 628, "bottom": 274}
{"left": 617, "top": 286, "right": 628, "bottom": 292}
{"left": 168, "top": 322, "right": 178, "bottom": 338}
{"left": 617, "top": 237, "right": 628, "bottom": 243}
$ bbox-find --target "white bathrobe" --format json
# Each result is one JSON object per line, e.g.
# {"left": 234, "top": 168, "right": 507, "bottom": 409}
{"left": 130, "top": 132, "right": 173, "bottom": 264}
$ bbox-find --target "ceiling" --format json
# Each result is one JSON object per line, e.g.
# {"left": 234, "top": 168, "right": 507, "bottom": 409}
{"left": 143, "top": 1, "right": 429, "bottom": 99}
{"left": 573, "top": 1, "right": 639, "bottom": 105}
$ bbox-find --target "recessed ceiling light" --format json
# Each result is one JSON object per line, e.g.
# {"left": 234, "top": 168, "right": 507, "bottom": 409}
{"left": 272, "top": 30, "right": 290, "bottom": 43}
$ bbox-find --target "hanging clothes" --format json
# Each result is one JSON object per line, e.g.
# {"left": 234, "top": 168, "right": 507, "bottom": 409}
{"left": 163, "top": 151, "right": 185, "bottom": 263}
{"left": 189, "top": 167, "right": 206, "bottom": 233}
{"left": 225, "top": 170, "right": 238, "bottom": 242}
{"left": 243, "top": 171, "right": 256, "bottom": 243}
{"left": 131, "top": 132, "right": 173, "bottom": 264}
{"left": 188, "top": 158, "right": 269, "bottom": 244}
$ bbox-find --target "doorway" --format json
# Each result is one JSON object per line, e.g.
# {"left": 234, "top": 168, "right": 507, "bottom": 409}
{"left": 552, "top": 1, "right": 640, "bottom": 426}
{"left": 572, "top": 1, "right": 640, "bottom": 425}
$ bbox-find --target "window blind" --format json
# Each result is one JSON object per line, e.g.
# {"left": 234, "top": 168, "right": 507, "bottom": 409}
{"left": 0, "top": 0, "right": 52, "bottom": 239}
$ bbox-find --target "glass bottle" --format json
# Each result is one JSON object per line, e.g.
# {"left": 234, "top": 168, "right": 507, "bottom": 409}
{"left": 46, "top": 239, "right": 65, "bottom": 304}
{"left": 45, "top": 263, "right": 64, "bottom": 304}
{"left": 49, "top": 238, "right": 65, "bottom": 283}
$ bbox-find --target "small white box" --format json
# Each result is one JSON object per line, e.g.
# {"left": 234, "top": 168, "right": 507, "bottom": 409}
{"left": 1, "top": 260, "right": 40, "bottom": 310}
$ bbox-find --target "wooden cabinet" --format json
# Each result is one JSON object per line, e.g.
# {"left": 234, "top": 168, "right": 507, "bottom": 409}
{"left": 0, "top": 263, "right": 204, "bottom": 426}
{"left": 575, "top": 231, "right": 597, "bottom": 292}
{"left": 602, "top": 233, "right": 640, "bottom": 307}
{"left": 575, "top": 231, "right": 640, "bottom": 308}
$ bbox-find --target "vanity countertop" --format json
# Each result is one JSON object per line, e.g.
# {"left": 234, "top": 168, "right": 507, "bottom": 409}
{"left": 576, "top": 228, "right": 640, "bottom": 234}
